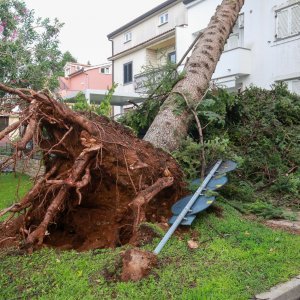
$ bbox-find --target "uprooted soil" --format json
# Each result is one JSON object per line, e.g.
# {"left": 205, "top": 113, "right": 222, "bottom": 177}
{"left": 0, "top": 84, "right": 186, "bottom": 252}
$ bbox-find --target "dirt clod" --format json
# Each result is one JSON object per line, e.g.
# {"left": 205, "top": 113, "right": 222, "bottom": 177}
{"left": 187, "top": 240, "right": 199, "bottom": 249}
{"left": 121, "top": 248, "right": 157, "bottom": 282}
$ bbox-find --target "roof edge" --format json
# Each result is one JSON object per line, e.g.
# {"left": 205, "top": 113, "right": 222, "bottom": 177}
{"left": 182, "top": 0, "right": 196, "bottom": 4}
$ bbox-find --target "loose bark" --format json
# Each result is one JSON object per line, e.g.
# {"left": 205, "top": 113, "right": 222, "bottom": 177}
{"left": 144, "top": 0, "right": 245, "bottom": 151}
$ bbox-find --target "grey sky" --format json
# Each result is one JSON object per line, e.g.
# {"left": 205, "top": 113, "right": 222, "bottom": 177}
{"left": 24, "top": 0, "right": 164, "bottom": 65}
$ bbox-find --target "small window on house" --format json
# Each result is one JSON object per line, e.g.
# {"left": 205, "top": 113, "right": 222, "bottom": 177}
{"left": 124, "top": 32, "right": 132, "bottom": 43}
{"left": 159, "top": 12, "right": 168, "bottom": 26}
{"left": 276, "top": 3, "right": 300, "bottom": 40}
{"left": 123, "top": 62, "right": 133, "bottom": 84}
{"left": 100, "top": 67, "right": 110, "bottom": 74}
{"left": 168, "top": 51, "right": 176, "bottom": 64}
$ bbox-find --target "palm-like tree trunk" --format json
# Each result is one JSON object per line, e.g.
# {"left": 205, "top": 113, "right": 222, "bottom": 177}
{"left": 144, "top": 0, "right": 245, "bottom": 151}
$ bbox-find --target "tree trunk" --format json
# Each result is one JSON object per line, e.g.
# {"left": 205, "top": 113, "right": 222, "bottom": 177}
{"left": 144, "top": 0, "right": 245, "bottom": 151}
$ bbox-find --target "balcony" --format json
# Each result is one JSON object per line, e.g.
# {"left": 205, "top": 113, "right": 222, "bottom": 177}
{"left": 134, "top": 67, "right": 177, "bottom": 94}
{"left": 213, "top": 47, "right": 252, "bottom": 80}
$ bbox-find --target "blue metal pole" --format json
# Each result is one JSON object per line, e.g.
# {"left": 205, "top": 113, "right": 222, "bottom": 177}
{"left": 153, "top": 160, "right": 222, "bottom": 255}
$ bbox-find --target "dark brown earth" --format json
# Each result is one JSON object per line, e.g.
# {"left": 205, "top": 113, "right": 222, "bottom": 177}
{"left": 0, "top": 84, "right": 186, "bottom": 252}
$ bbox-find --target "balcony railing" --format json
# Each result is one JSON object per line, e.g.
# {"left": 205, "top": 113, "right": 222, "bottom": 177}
{"left": 134, "top": 67, "right": 177, "bottom": 94}
{"left": 213, "top": 47, "right": 252, "bottom": 80}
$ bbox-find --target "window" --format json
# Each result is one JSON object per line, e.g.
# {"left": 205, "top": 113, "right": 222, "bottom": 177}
{"left": 276, "top": 3, "right": 300, "bottom": 40}
{"left": 159, "top": 12, "right": 168, "bottom": 25}
{"left": 224, "top": 14, "right": 244, "bottom": 51}
{"left": 123, "top": 62, "right": 133, "bottom": 84}
{"left": 0, "top": 116, "right": 8, "bottom": 131}
{"left": 124, "top": 32, "right": 132, "bottom": 43}
{"left": 100, "top": 67, "right": 110, "bottom": 74}
{"left": 65, "top": 68, "right": 70, "bottom": 76}
{"left": 285, "top": 78, "right": 300, "bottom": 95}
{"left": 168, "top": 51, "right": 176, "bottom": 64}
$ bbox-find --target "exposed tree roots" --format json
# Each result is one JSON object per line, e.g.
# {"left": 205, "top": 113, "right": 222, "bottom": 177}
{"left": 0, "top": 83, "right": 186, "bottom": 252}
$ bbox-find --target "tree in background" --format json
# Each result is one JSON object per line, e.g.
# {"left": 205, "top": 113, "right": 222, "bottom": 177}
{"left": 58, "top": 51, "right": 77, "bottom": 76}
{"left": 72, "top": 83, "right": 116, "bottom": 117}
{"left": 0, "top": 0, "right": 76, "bottom": 91}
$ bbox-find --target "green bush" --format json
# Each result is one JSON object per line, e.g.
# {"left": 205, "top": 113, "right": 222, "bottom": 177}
{"left": 118, "top": 78, "right": 300, "bottom": 216}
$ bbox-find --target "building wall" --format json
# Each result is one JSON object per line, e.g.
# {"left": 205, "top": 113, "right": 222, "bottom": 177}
{"left": 59, "top": 67, "right": 112, "bottom": 98}
{"left": 109, "top": 0, "right": 188, "bottom": 102}
{"left": 178, "top": 0, "right": 300, "bottom": 92}
{"left": 0, "top": 155, "right": 45, "bottom": 178}
{"left": 68, "top": 69, "right": 112, "bottom": 91}
{"left": 112, "top": 1, "right": 187, "bottom": 55}
{"left": 113, "top": 48, "right": 148, "bottom": 94}
{"left": 8, "top": 115, "right": 19, "bottom": 140}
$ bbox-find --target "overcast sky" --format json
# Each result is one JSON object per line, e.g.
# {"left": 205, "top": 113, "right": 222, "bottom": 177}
{"left": 24, "top": 0, "right": 164, "bottom": 65}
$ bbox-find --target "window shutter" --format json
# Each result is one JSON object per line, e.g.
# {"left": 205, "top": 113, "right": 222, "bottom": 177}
{"left": 277, "top": 9, "right": 289, "bottom": 38}
{"left": 123, "top": 64, "right": 127, "bottom": 83}
{"left": 291, "top": 5, "right": 300, "bottom": 35}
{"left": 128, "top": 62, "right": 132, "bottom": 82}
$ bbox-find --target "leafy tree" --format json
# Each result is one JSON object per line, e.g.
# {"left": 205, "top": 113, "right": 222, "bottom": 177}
{"left": 0, "top": 0, "right": 75, "bottom": 91}
{"left": 58, "top": 51, "right": 77, "bottom": 76}
{"left": 72, "top": 83, "right": 116, "bottom": 117}
{"left": 72, "top": 92, "right": 90, "bottom": 111}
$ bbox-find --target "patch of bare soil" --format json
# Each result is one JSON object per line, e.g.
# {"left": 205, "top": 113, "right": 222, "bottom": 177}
{"left": 0, "top": 217, "right": 23, "bottom": 249}
{"left": 264, "top": 219, "right": 300, "bottom": 235}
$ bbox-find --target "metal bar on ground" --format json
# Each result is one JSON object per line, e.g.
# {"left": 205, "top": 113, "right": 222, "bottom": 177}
{"left": 153, "top": 159, "right": 222, "bottom": 255}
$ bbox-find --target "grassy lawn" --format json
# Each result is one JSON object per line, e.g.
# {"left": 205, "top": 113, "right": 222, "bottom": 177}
{"left": 0, "top": 175, "right": 300, "bottom": 299}
{"left": 0, "top": 173, "right": 32, "bottom": 210}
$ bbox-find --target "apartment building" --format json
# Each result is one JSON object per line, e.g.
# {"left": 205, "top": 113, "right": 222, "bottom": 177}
{"left": 107, "top": 0, "right": 187, "bottom": 115}
{"left": 180, "top": 0, "right": 300, "bottom": 93}
{"left": 108, "top": 0, "right": 300, "bottom": 115}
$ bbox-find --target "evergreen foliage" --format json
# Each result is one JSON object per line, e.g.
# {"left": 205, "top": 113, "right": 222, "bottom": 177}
{"left": 71, "top": 83, "right": 116, "bottom": 117}
{"left": 119, "top": 63, "right": 184, "bottom": 137}
{"left": 119, "top": 80, "right": 300, "bottom": 215}
{"left": 176, "top": 84, "right": 299, "bottom": 210}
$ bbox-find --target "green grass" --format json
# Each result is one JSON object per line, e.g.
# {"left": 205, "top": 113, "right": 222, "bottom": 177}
{"left": 1, "top": 175, "right": 300, "bottom": 299}
{"left": 0, "top": 173, "right": 32, "bottom": 210}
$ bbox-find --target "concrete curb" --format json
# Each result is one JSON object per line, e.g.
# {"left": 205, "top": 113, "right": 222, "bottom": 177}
{"left": 255, "top": 275, "right": 300, "bottom": 300}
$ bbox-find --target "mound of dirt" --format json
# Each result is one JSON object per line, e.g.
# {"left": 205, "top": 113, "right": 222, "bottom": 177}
{"left": 0, "top": 84, "right": 186, "bottom": 252}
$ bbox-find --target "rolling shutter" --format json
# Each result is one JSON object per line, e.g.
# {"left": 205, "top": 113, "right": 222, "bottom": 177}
{"left": 291, "top": 4, "right": 300, "bottom": 35}
{"left": 276, "top": 8, "right": 289, "bottom": 38}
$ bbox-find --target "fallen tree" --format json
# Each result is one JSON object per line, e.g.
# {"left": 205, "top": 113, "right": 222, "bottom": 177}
{"left": 144, "top": 0, "right": 245, "bottom": 151}
{"left": 0, "top": 83, "right": 185, "bottom": 251}
{"left": 0, "top": 0, "right": 245, "bottom": 254}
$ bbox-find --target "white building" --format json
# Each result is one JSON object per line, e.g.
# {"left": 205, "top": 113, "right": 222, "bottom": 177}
{"left": 107, "top": 0, "right": 300, "bottom": 114}
{"left": 180, "top": 0, "right": 300, "bottom": 93}
{"left": 107, "top": 0, "right": 187, "bottom": 115}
